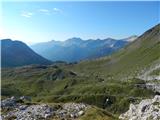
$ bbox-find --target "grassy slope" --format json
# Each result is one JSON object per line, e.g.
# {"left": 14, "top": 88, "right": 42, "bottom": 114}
{"left": 78, "top": 107, "right": 116, "bottom": 120}
{"left": 1, "top": 24, "right": 160, "bottom": 120}
{"left": 71, "top": 24, "right": 160, "bottom": 80}
{"left": 150, "top": 68, "right": 160, "bottom": 76}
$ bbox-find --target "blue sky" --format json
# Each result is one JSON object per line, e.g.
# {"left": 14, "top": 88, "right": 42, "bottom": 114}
{"left": 1, "top": 1, "right": 159, "bottom": 44}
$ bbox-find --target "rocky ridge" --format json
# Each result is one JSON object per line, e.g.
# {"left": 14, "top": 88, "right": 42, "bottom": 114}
{"left": 1, "top": 96, "right": 89, "bottom": 120}
{"left": 119, "top": 95, "right": 160, "bottom": 120}
{"left": 135, "top": 64, "right": 160, "bottom": 93}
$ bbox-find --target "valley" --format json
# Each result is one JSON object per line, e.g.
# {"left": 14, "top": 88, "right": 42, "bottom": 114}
{"left": 1, "top": 24, "right": 160, "bottom": 120}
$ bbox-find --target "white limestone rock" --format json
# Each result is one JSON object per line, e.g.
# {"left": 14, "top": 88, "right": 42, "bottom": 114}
{"left": 119, "top": 95, "right": 160, "bottom": 120}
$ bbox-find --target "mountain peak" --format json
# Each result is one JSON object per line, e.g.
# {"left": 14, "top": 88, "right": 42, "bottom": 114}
{"left": 31, "top": 36, "right": 129, "bottom": 62}
{"left": 1, "top": 39, "right": 51, "bottom": 67}
{"left": 106, "top": 37, "right": 115, "bottom": 40}
{"left": 1, "top": 38, "right": 12, "bottom": 42}
{"left": 64, "top": 37, "right": 83, "bottom": 46}
{"left": 66, "top": 37, "right": 82, "bottom": 42}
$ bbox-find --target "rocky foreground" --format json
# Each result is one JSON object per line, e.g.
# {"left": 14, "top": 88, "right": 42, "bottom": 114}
{"left": 1, "top": 96, "right": 89, "bottom": 120}
{"left": 119, "top": 95, "right": 160, "bottom": 120}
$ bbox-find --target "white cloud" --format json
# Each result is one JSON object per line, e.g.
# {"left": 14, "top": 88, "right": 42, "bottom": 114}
{"left": 39, "top": 9, "right": 50, "bottom": 15}
{"left": 21, "top": 12, "right": 33, "bottom": 18}
{"left": 39, "top": 9, "right": 49, "bottom": 13}
{"left": 20, "top": 8, "right": 62, "bottom": 18}
{"left": 53, "top": 8, "right": 62, "bottom": 13}
{"left": 38, "top": 8, "right": 62, "bottom": 15}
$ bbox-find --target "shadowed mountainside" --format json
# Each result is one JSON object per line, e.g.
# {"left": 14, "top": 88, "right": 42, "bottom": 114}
{"left": 1, "top": 39, "right": 52, "bottom": 67}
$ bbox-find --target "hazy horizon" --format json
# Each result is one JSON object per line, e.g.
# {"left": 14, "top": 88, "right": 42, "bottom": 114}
{"left": 2, "top": 34, "right": 138, "bottom": 46}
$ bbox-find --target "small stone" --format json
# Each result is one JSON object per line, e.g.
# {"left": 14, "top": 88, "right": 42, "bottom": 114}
{"left": 78, "top": 110, "right": 84, "bottom": 116}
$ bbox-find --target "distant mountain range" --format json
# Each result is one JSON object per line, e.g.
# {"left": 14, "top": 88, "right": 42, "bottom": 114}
{"left": 1, "top": 39, "right": 52, "bottom": 67}
{"left": 31, "top": 36, "right": 138, "bottom": 62}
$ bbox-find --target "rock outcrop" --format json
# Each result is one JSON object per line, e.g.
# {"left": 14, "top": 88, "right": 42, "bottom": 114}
{"left": 2, "top": 104, "right": 54, "bottom": 120}
{"left": 145, "top": 83, "right": 160, "bottom": 93}
{"left": 56, "top": 103, "right": 88, "bottom": 119}
{"left": 1, "top": 96, "right": 17, "bottom": 108}
{"left": 138, "top": 64, "right": 160, "bottom": 81}
{"left": 1, "top": 96, "right": 89, "bottom": 120}
{"left": 119, "top": 95, "right": 160, "bottom": 120}
{"left": 135, "top": 82, "right": 160, "bottom": 94}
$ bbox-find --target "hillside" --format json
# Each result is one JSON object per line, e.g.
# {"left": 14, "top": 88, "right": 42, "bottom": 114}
{"left": 71, "top": 24, "right": 160, "bottom": 80}
{"left": 1, "top": 24, "right": 160, "bottom": 120}
{"left": 30, "top": 37, "right": 135, "bottom": 62}
{"left": 1, "top": 39, "right": 52, "bottom": 67}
